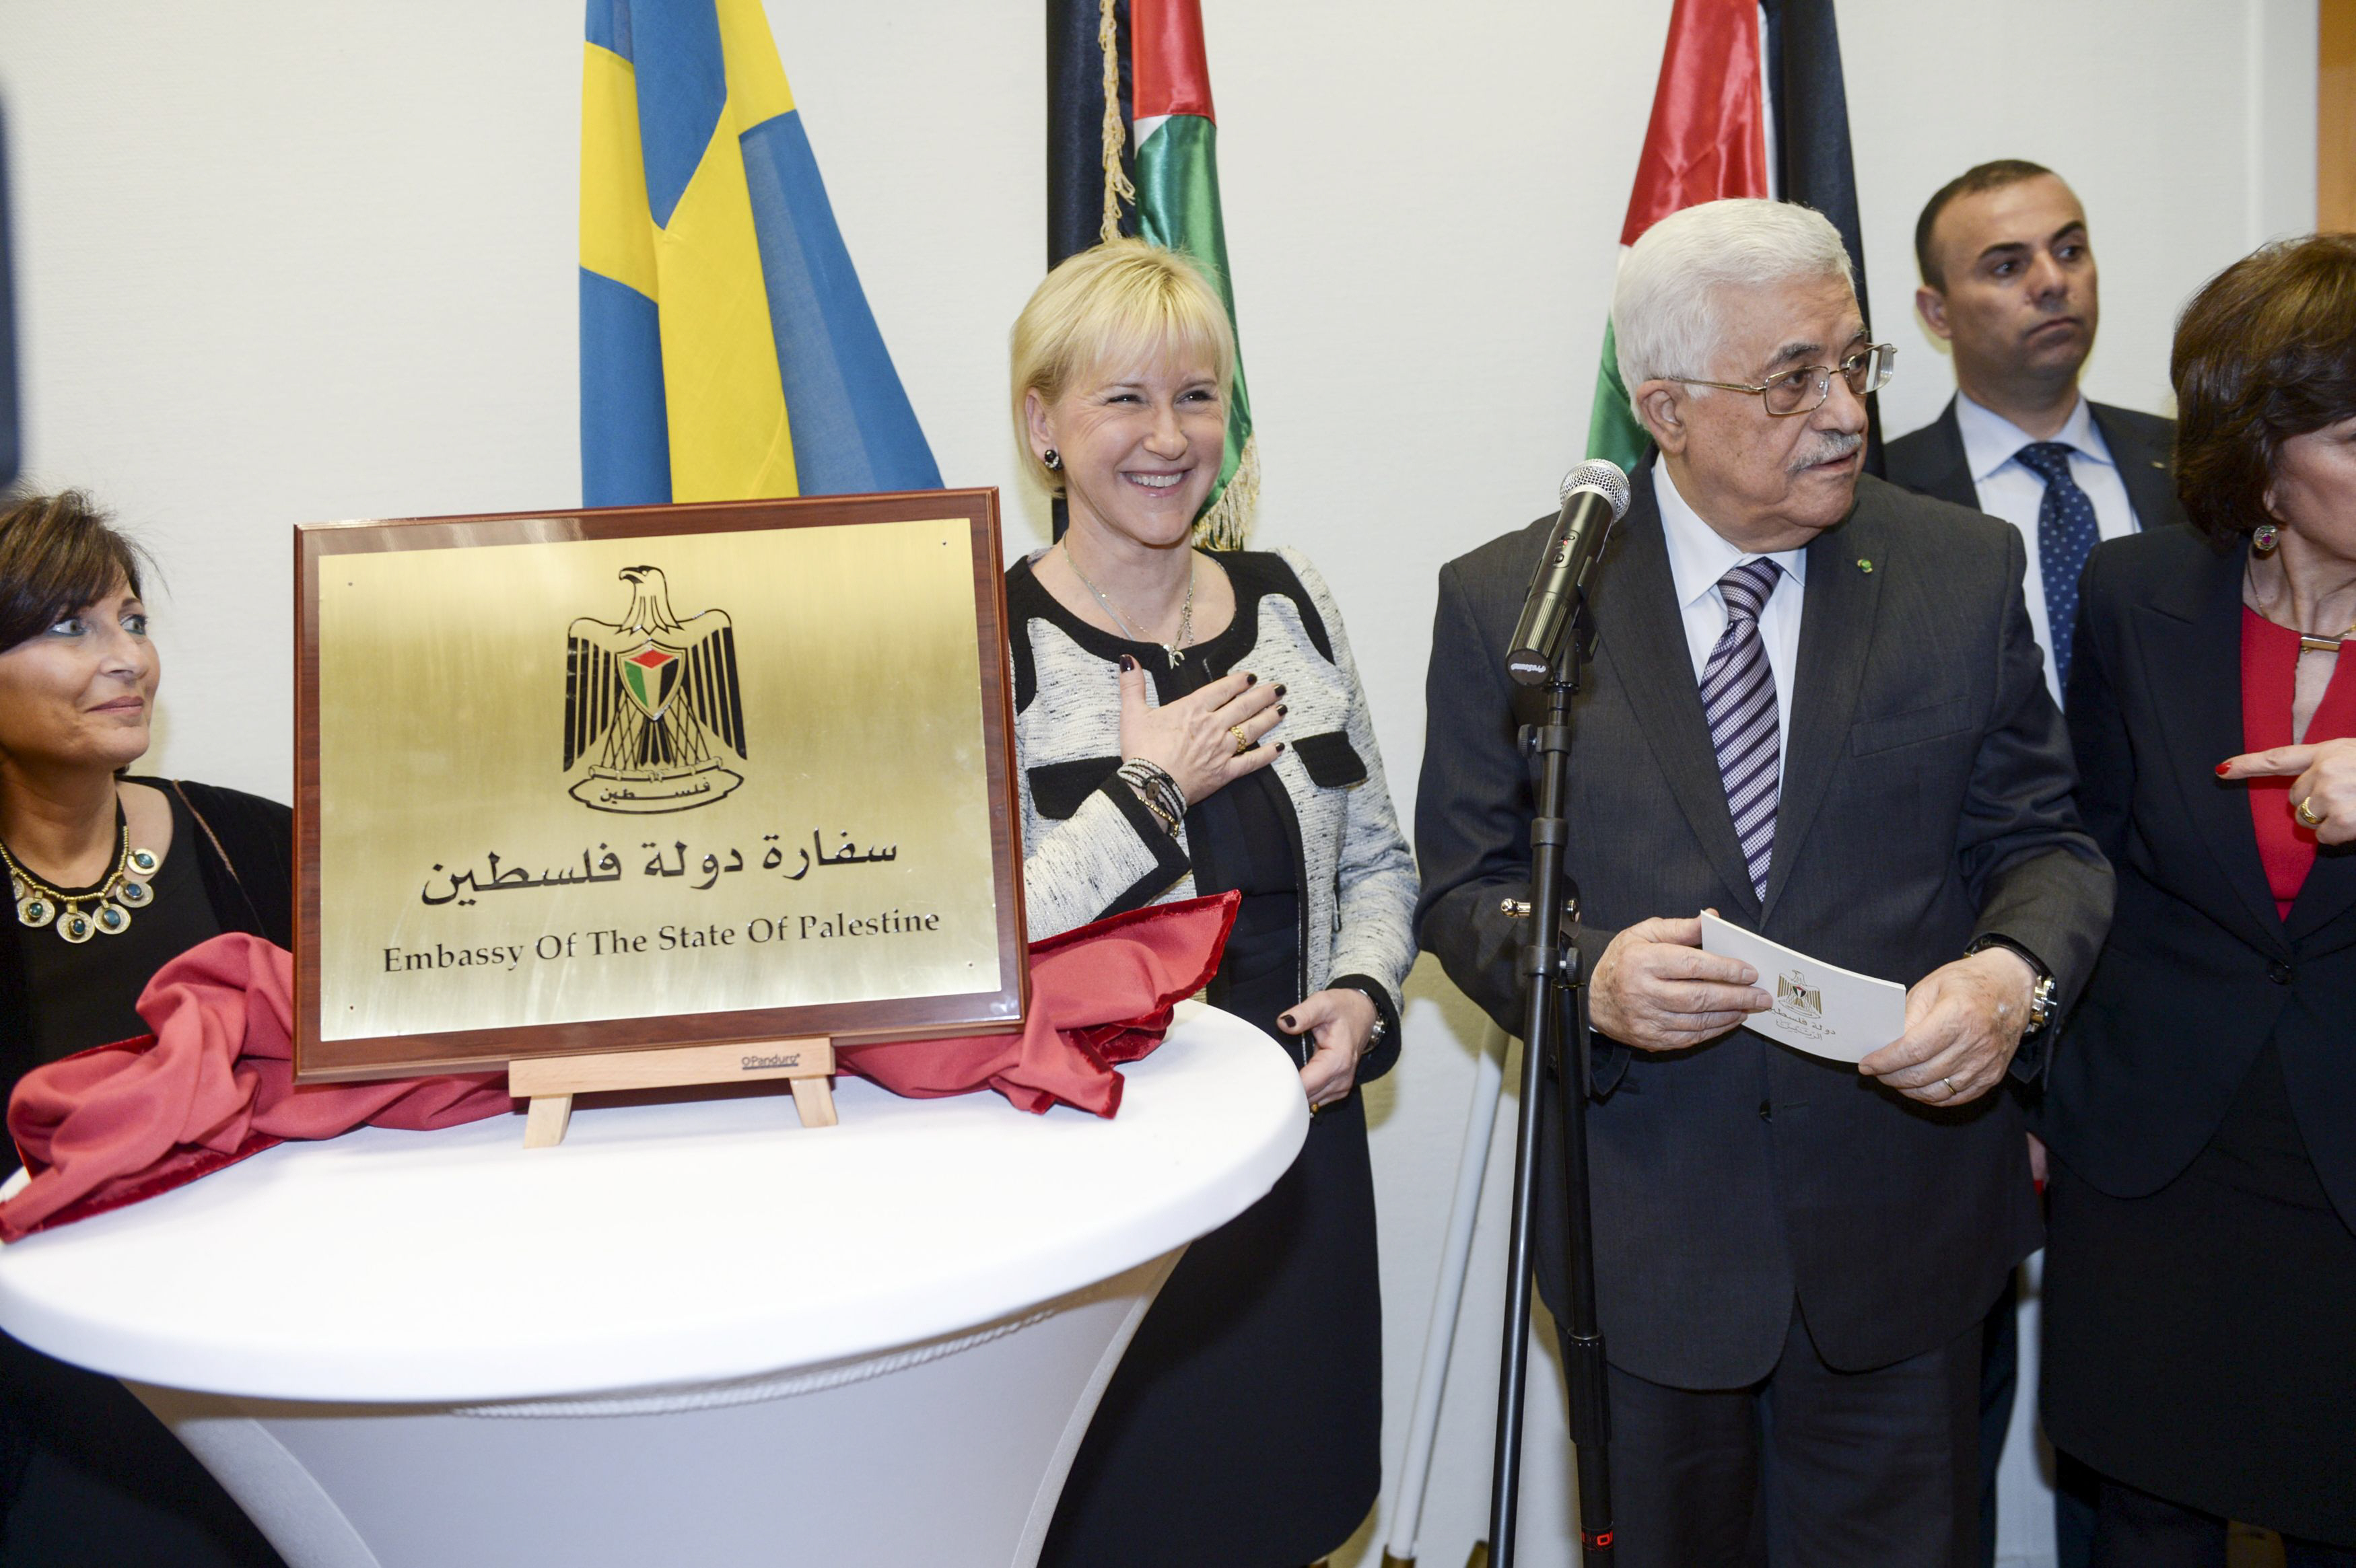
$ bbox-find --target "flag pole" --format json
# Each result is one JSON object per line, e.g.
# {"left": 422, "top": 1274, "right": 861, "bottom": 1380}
{"left": 1377, "top": 1022, "right": 1507, "bottom": 1568}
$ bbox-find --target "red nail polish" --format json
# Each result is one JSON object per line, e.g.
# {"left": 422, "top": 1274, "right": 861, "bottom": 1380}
{"left": 2215, "top": 762, "right": 2231, "bottom": 776}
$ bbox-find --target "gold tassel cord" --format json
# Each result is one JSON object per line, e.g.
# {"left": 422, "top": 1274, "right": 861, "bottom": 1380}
{"left": 1194, "top": 430, "right": 1259, "bottom": 550}
{"left": 1097, "top": 0, "right": 1135, "bottom": 242}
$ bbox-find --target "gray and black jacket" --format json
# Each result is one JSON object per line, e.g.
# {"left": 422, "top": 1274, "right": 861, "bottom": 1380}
{"left": 1006, "top": 546, "right": 1418, "bottom": 1076}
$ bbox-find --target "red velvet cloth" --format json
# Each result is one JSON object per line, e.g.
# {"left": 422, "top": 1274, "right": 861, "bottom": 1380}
{"left": 2242, "top": 609, "right": 2356, "bottom": 918}
{"left": 1, "top": 892, "right": 1239, "bottom": 1242}
{"left": 836, "top": 892, "right": 1237, "bottom": 1116}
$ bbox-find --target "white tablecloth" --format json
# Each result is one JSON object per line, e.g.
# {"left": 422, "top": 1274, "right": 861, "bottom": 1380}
{"left": 0, "top": 1000, "right": 1306, "bottom": 1567}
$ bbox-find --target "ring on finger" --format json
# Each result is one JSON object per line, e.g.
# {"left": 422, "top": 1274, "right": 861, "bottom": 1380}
{"left": 2297, "top": 795, "right": 2328, "bottom": 828}
{"left": 1229, "top": 723, "right": 1252, "bottom": 756}
{"left": 1939, "top": 1075, "right": 1958, "bottom": 1097}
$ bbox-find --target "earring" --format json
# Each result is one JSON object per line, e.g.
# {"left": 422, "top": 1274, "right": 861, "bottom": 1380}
{"left": 2254, "top": 522, "right": 2280, "bottom": 554}
{"left": 1042, "top": 449, "right": 1062, "bottom": 472}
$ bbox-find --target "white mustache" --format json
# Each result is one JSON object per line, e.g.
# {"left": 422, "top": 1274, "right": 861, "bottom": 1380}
{"left": 1790, "top": 433, "right": 1863, "bottom": 472}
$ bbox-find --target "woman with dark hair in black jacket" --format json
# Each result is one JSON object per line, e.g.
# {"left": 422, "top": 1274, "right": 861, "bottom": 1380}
{"left": 2045, "top": 236, "right": 2356, "bottom": 1565}
{"left": 0, "top": 489, "right": 287, "bottom": 1567}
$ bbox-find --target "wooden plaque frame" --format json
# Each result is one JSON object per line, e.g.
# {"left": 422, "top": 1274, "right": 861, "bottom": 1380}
{"left": 293, "top": 489, "right": 1027, "bottom": 1085}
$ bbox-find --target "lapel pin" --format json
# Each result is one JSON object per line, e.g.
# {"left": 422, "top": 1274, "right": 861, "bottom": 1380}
{"left": 1857, "top": 558, "right": 1874, "bottom": 573}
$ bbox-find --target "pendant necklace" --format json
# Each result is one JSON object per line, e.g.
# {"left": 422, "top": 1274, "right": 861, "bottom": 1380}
{"left": 2, "top": 804, "right": 161, "bottom": 944}
{"left": 2245, "top": 563, "right": 2356, "bottom": 655}
{"left": 1060, "top": 542, "right": 1195, "bottom": 668}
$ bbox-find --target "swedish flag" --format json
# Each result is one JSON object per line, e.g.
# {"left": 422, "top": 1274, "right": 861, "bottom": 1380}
{"left": 580, "top": 0, "right": 940, "bottom": 507}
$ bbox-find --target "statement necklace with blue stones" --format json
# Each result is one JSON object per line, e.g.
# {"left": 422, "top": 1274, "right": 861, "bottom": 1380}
{"left": 3, "top": 807, "right": 160, "bottom": 944}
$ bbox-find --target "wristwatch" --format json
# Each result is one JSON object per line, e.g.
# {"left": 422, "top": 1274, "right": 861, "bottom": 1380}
{"left": 1964, "top": 934, "right": 2058, "bottom": 1032}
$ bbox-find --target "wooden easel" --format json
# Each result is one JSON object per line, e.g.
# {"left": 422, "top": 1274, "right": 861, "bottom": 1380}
{"left": 508, "top": 1038, "right": 837, "bottom": 1149}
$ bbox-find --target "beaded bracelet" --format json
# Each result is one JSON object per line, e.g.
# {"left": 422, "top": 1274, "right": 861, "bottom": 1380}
{"left": 1119, "top": 763, "right": 1185, "bottom": 834}
{"left": 1116, "top": 759, "right": 1187, "bottom": 836}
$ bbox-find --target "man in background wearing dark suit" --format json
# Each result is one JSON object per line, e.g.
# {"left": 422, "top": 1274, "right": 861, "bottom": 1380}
{"left": 1887, "top": 159, "right": 2185, "bottom": 1568}
{"left": 1416, "top": 198, "right": 2113, "bottom": 1567}
{"left": 1889, "top": 159, "right": 2187, "bottom": 704}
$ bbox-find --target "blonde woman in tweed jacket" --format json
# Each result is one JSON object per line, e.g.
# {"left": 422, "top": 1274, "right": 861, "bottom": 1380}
{"left": 1014, "top": 241, "right": 1418, "bottom": 1568}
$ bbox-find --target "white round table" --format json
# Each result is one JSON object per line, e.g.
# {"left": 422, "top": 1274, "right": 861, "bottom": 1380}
{"left": 0, "top": 1001, "right": 1305, "bottom": 1568}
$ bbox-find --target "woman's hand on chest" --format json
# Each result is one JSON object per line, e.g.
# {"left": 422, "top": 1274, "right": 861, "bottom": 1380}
{"left": 1118, "top": 656, "right": 1286, "bottom": 807}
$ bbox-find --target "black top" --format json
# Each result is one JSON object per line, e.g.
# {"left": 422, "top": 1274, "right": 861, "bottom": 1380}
{"left": 0, "top": 778, "right": 292, "bottom": 1143}
{"left": 1129, "top": 614, "right": 1301, "bottom": 1029}
{"left": 11, "top": 787, "right": 222, "bottom": 1066}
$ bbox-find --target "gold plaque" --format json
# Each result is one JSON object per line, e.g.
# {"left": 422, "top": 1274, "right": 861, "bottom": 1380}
{"left": 294, "top": 492, "right": 1027, "bottom": 1080}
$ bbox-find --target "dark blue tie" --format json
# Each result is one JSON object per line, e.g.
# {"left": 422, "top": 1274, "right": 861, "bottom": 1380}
{"left": 2013, "top": 441, "right": 2101, "bottom": 690}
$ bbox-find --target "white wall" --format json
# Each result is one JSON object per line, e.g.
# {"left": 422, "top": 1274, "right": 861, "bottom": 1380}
{"left": 0, "top": 3, "right": 2316, "bottom": 1565}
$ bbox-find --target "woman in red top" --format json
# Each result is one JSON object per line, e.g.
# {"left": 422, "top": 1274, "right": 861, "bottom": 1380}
{"left": 2042, "top": 235, "right": 2356, "bottom": 1565}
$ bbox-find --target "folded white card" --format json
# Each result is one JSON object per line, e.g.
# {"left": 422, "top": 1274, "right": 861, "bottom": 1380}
{"left": 1699, "top": 914, "right": 1908, "bottom": 1065}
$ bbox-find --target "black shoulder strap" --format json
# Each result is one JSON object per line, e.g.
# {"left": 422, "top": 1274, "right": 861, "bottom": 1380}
{"left": 1003, "top": 560, "right": 1044, "bottom": 713}
{"left": 1009, "top": 612, "right": 1039, "bottom": 715}
{"left": 1216, "top": 550, "right": 1333, "bottom": 663}
{"left": 168, "top": 779, "right": 267, "bottom": 935}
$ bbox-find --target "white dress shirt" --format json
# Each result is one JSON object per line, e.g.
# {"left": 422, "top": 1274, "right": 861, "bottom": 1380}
{"left": 1953, "top": 391, "right": 2139, "bottom": 705}
{"left": 1655, "top": 462, "right": 1809, "bottom": 773}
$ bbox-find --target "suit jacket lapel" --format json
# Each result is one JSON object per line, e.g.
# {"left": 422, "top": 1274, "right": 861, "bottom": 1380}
{"left": 2090, "top": 403, "right": 2174, "bottom": 534}
{"left": 1759, "top": 506, "right": 1882, "bottom": 917}
{"left": 1918, "top": 400, "right": 1980, "bottom": 512}
{"left": 2141, "top": 538, "right": 2289, "bottom": 951}
{"left": 1593, "top": 474, "right": 1764, "bottom": 916}
{"left": 2287, "top": 843, "right": 2356, "bottom": 942}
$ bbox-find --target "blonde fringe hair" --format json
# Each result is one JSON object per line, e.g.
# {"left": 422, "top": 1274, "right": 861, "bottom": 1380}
{"left": 1008, "top": 238, "right": 1239, "bottom": 499}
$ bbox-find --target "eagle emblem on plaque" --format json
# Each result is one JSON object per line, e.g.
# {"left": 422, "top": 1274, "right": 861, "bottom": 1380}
{"left": 563, "top": 565, "right": 747, "bottom": 813}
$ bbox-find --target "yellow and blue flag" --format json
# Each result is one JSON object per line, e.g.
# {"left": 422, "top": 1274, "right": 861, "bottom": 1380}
{"left": 580, "top": 0, "right": 940, "bottom": 507}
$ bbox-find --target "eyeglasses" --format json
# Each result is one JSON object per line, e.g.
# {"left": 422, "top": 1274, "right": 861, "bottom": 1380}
{"left": 1674, "top": 343, "right": 1898, "bottom": 417}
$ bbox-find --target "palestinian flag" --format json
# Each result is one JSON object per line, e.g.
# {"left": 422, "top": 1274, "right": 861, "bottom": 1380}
{"left": 1587, "top": 0, "right": 1880, "bottom": 475}
{"left": 1046, "top": 0, "right": 1256, "bottom": 546}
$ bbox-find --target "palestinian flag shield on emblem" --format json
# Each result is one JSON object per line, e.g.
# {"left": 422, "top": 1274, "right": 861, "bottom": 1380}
{"left": 619, "top": 644, "right": 681, "bottom": 718}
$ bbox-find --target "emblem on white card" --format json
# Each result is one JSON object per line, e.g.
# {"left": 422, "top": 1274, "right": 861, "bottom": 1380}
{"left": 1775, "top": 972, "right": 1824, "bottom": 1022}
{"left": 1699, "top": 913, "right": 1908, "bottom": 1065}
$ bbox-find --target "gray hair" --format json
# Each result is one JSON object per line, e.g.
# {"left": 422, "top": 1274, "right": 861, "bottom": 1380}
{"left": 1612, "top": 199, "right": 1855, "bottom": 403}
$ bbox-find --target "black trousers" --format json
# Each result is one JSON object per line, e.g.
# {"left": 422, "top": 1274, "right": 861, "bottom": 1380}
{"left": 1978, "top": 1269, "right": 2100, "bottom": 1568}
{"left": 2087, "top": 1475, "right": 2356, "bottom": 1568}
{"left": 1975, "top": 1269, "right": 2017, "bottom": 1568}
{"left": 0, "top": 1332, "right": 281, "bottom": 1567}
{"left": 1592, "top": 1306, "right": 1979, "bottom": 1568}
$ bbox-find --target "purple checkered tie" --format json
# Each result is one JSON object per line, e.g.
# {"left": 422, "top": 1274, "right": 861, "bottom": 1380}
{"left": 1700, "top": 558, "right": 1783, "bottom": 900}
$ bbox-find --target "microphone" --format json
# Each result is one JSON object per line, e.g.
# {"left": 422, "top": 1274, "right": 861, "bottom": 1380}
{"left": 1506, "top": 458, "right": 1632, "bottom": 685}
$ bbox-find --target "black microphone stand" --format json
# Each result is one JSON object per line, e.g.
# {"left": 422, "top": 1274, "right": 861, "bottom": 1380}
{"left": 1486, "top": 594, "right": 1614, "bottom": 1568}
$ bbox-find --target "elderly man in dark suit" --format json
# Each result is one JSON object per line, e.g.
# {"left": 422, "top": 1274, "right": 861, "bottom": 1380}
{"left": 1415, "top": 198, "right": 2113, "bottom": 1568}
{"left": 1886, "top": 159, "right": 2185, "bottom": 1568}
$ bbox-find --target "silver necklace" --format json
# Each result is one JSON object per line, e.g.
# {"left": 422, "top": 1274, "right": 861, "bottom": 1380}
{"left": 2244, "top": 565, "right": 2356, "bottom": 654}
{"left": 3, "top": 806, "right": 162, "bottom": 944}
{"left": 1060, "top": 542, "right": 1195, "bottom": 668}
